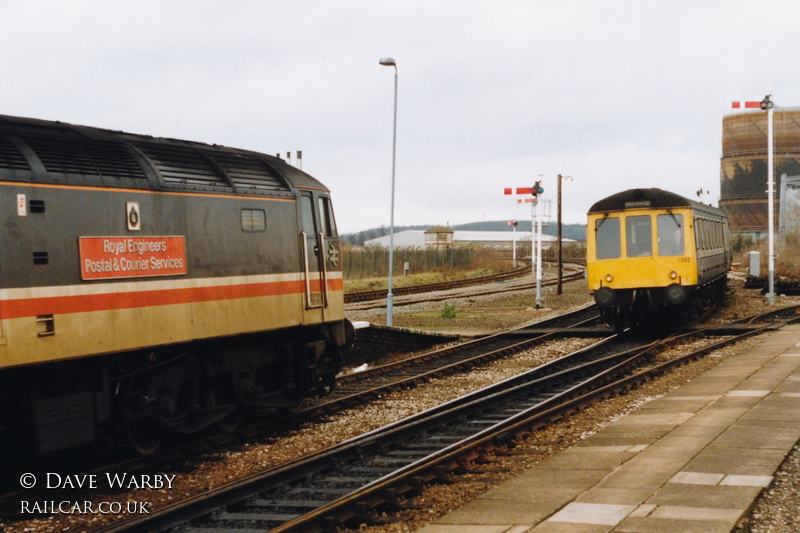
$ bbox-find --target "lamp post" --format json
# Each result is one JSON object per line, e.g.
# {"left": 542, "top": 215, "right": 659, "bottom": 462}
{"left": 380, "top": 57, "right": 398, "bottom": 325}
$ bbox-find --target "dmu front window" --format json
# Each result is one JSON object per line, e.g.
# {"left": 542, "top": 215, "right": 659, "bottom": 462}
{"left": 657, "top": 214, "right": 684, "bottom": 256}
{"left": 595, "top": 217, "right": 621, "bottom": 259}
{"left": 626, "top": 216, "right": 652, "bottom": 257}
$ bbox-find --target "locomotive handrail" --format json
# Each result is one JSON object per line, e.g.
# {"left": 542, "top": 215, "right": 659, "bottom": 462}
{"left": 300, "top": 232, "right": 322, "bottom": 310}
{"left": 300, "top": 231, "right": 328, "bottom": 309}
{"left": 318, "top": 231, "right": 328, "bottom": 308}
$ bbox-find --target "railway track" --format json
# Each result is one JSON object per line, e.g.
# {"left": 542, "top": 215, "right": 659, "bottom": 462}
{"left": 87, "top": 305, "right": 800, "bottom": 533}
{"left": 344, "top": 260, "right": 585, "bottom": 303}
{"left": 317, "top": 303, "right": 602, "bottom": 408}
{"left": 346, "top": 269, "right": 586, "bottom": 312}
{"left": 0, "top": 304, "right": 602, "bottom": 509}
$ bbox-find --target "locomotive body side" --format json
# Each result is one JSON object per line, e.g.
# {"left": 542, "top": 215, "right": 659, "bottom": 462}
{"left": 0, "top": 114, "right": 352, "bottom": 454}
{"left": 586, "top": 188, "right": 730, "bottom": 329}
{"left": 0, "top": 186, "right": 339, "bottom": 367}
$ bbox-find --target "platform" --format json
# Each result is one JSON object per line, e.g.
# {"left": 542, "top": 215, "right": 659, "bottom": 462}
{"left": 416, "top": 324, "right": 800, "bottom": 533}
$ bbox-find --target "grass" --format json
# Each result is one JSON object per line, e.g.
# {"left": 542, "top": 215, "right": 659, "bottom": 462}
{"left": 440, "top": 302, "right": 458, "bottom": 318}
{"left": 394, "top": 309, "right": 482, "bottom": 329}
{"left": 734, "top": 234, "right": 800, "bottom": 278}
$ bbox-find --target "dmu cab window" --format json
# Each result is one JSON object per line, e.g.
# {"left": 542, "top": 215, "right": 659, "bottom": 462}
{"left": 595, "top": 217, "right": 621, "bottom": 259}
{"left": 657, "top": 214, "right": 683, "bottom": 256}
{"left": 626, "top": 216, "right": 652, "bottom": 257}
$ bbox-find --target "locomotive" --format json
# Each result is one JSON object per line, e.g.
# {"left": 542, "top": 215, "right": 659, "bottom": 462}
{"left": 586, "top": 188, "right": 731, "bottom": 331}
{"left": 0, "top": 114, "right": 353, "bottom": 454}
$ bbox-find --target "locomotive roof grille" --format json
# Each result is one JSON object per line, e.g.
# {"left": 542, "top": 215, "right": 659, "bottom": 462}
{"left": 0, "top": 136, "right": 30, "bottom": 171}
{"left": 201, "top": 150, "right": 289, "bottom": 192}
{"left": 23, "top": 136, "right": 101, "bottom": 176}
{"left": 132, "top": 142, "right": 233, "bottom": 190}
{"left": 0, "top": 133, "right": 149, "bottom": 181}
{"left": 77, "top": 140, "right": 148, "bottom": 180}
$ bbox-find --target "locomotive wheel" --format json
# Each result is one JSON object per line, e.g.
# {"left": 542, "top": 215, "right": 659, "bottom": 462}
{"left": 129, "top": 419, "right": 164, "bottom": 455}
{"left": 283, "top": 397, "right": 305, "bottom": 414}
{"left": 216, "top": 409, "right": 243, "bottom": 433}
{"left": 613, "top": 303, "right": 628, "bottom": 333}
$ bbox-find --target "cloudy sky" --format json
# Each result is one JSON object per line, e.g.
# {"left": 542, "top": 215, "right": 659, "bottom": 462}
{"left": 1, "top": 1, "right": 797, "bottom": 233}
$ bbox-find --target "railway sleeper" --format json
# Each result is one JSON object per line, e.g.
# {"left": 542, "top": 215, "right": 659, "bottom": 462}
{"left": 378, "top": 488, "right": 426, "bottom": 511}
{"left": 216, "top": 510, "right": 300, "bottom": 523}
{"left": 246, "top": 498, "right": 329, "bottom": 510}
{"left": 454, "top": 460, "right": 508, "bottom": 475}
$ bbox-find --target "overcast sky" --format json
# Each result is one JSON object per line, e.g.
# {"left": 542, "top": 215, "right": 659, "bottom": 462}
{"left": 1, "top": 1, "right": 797, "bottom": 233}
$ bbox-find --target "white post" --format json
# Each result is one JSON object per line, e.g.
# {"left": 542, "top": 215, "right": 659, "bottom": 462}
{"left": 512, "top": 225, "right": 517, "bottom": 268}
{"left": 767, "top": 103, "right": 775, "bottom": 305}
{"left": 531, "top": 200, "right": 536, "bottom": 279}
{"left": 535, "top": 201, "right": 543, "bottom": 308}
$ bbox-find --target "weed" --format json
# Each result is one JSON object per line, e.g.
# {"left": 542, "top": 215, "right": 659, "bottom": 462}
{"left": 440, "top": 302, "right": 458, "bottom": 318}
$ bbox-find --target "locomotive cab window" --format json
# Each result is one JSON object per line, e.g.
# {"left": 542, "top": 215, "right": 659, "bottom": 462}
{"left": 318, "top": 197, "right": 338, "bottom": 238}
{"left": 657, "top": 214, "right": 683, "bottom": 256}
{"left": 300, "top": 196, "right": 316, "bottom": 234}
{"left": 595, "top": 217, "right": 621, "bottom": 259}
{"left": 241, "top": 209, "right": 266, "bottom": 232}
{"left": 626, "top": 215, "right": 652, "bottom": 257}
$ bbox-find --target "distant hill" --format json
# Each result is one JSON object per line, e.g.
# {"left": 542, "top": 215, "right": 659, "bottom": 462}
{"left": 340, "top": 221, "right": 586, "bottom": 245}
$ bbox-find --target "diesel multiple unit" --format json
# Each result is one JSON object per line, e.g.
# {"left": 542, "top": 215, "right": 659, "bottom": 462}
{"left": 0, "top": 114, "right": 353, "bottom": 454}
{"left": 587, "top": 188, "right": 731, "bottom": 330}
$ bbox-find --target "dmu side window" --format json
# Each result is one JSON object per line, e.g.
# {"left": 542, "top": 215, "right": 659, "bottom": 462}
{"left": 657, "top": 214, "right": 684, "bottom": 256}
{"left": 595, "top": 217, "right": 621, "bottom": 259}
{"left": 626, "top": 215, "right": 652, "bottom": 257}
{"left": 241, "top": 209, "right": 266, "bottom": 232}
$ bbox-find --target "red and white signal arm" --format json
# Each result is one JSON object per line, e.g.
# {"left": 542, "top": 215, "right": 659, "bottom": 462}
{"left": 507, "top": 220, "right": 518, "bottom": 226}
{"left": 732, "top": 101, "right": 761, "bottom": 109}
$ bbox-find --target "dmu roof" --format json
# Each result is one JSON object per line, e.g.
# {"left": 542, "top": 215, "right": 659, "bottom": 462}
{"left": 0, "top": 114, "right": 326, "bottom": 196}
{"left": 588, "top": 188, "right": 724, "bottom": 217}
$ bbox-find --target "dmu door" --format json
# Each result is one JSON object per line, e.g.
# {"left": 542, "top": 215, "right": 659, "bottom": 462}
{"left": 299, "top": 192, "right": 338, "bottom": 322}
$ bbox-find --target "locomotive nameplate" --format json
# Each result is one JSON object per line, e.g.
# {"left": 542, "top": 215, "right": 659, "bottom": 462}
{"left": 79, "top": 236, "right": 187, "bottom": 280}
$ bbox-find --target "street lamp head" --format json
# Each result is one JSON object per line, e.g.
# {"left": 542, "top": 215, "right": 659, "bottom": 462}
{"left": 379, "top": 57, "right": 396, "bottom": 67}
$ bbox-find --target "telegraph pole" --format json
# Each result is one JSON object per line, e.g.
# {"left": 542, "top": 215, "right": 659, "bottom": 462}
{"left": 556, "top": 174, "right": 572, "bottom": 295}
{"left": 557, "top": 175, "right": 563, "bottom": 295}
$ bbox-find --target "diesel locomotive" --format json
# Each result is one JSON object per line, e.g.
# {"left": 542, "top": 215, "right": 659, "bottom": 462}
{"left": 586, "top": 188, "right": 731, "bottom": 331}
{"left": 0, "top": 114, "right": 353, "bottom": 454}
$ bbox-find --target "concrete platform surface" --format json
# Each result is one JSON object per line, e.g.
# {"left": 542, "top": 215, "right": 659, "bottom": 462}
{"left": 415, "top": 324, "right": 800, "bottom": 533}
